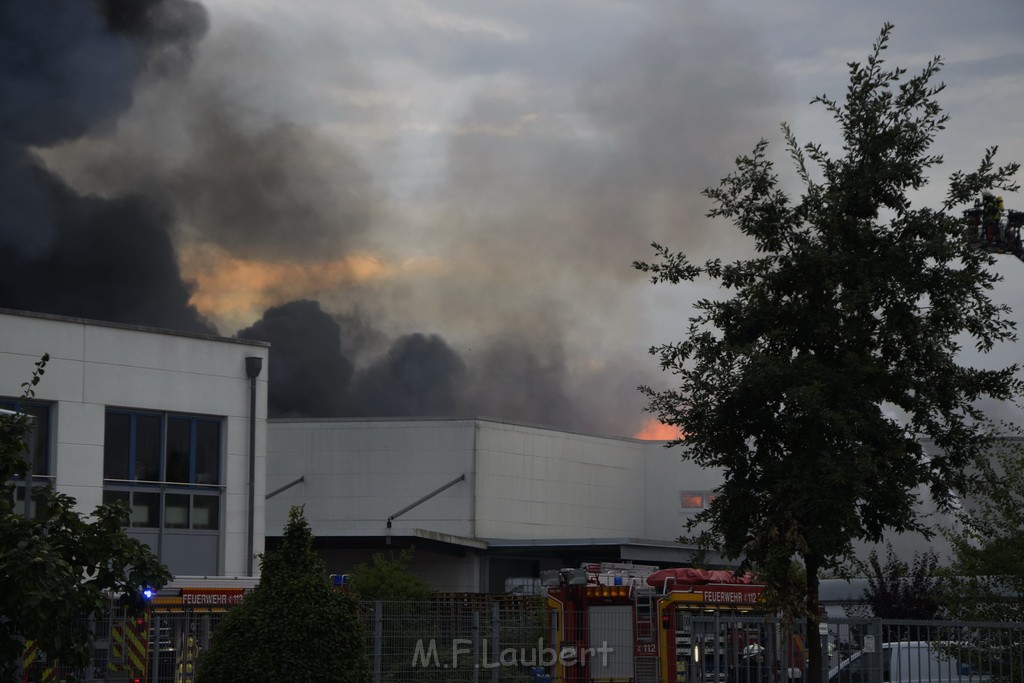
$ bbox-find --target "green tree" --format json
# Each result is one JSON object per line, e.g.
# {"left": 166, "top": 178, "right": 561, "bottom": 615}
{"left": 196, "top": 506, "right": 369, "bottom": 682}
{"left": 345, "top": 549, "right": 436, "bottom": 682}
{"left": 943, "top": 444, "right": 1024, "bottom": 623}
{"left": 939, "top": 444, "right": 1024, "bottom": 681}
{"left": 845, "top": 543, "right": 945, "bottom": 620}
{"left": 1, "top": 355, "right": 171, "bottom": 680}
{"left": 345, "top": 548, "right": 432, "bottom": 601}
{"left": 635, "top": 25, "right": 1021, "bottom": 682}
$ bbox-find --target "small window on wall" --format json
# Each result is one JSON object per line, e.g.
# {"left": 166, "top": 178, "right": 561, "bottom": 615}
{"left": 680, "top": 492, "right": 705, "bottom": 510}
{"left": 165, "top": 493, "right": 190, "bottom": 529}
{"left": 0, "top": 400, "right": 51, "bottom": 477}
{"left": 103, "top": 490, "right": 218, "bottom": 531}
{"left": 13, "top": 486, "right": 47, "bottom": 520}
{"left": 102, "top": 490, "right": 160, "bottom": 528}
{"left": 131, "top": 491, "right": 161, "bottom": 527}
{"left": 191, "top": 495, "right": 219, "bottom": 530}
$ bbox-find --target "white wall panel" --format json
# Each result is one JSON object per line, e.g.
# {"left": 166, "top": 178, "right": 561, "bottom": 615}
{"left": 475, "top": 422, "right": 646, "bottom": 539}
{"left": 642, "top": 441, "right": 723, "bottom": 540}
{"left": 266, "top": 420, "right": 476, "bottom": 539}
{"left": 0, "top": 313, "right": 86, "bottom": 359}
{"left": 53, "top": 401, "right": 103, "bottom": 448}
{"left": 1, "top": 310, "right": 269, "bottom": 579}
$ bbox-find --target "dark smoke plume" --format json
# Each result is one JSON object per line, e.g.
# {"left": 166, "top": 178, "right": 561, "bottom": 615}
{"left": 350, "top": 334, "right": 467, "bottom": 417}
{"left": 0, "top": 2, "right": 790, "bottom": 436}
{"left": 461, "top": 338, "right": 582, "bottom": 429}
{"left": 237, "top": 300, "right": 353, "bottom": 418}
{"left": 238, "top": 300, "right": 597, "bottom": 431}
{"left": 0, "top": 0, "right": 212, "bottom": 332}
{"left": 238, "top": 301, "right": 467, "bottom": 420}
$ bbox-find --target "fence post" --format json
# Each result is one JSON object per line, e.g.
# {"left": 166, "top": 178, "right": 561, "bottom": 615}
{"left": 84, "top": 612, "right": 96, "bottom": 682}
{"left": 819, "top": 619, "right": 830, "bottom": 683}
{"left": 373, "top": 600, "right": 383, "bottom": 683}
{"left": 472, "top": 610, "right": 480, "bottom": 683}
{"left": 150, "top": 612, "right": 161, "bottom": 683}
{"left": 491, "top": 602, "right": 500, "bottom": 683}
{"left": 871, "top": 618, "right": 883, "bottom": 683}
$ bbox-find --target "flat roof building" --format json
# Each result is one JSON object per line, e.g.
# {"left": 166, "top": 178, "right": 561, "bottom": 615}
{"left": 265, "top": 417, "right": 727, "bottom": 592}
{"left": 1, "top": 308, "right": 269, "bottom": 577}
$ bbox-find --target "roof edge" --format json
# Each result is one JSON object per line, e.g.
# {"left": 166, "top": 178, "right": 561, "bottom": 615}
{"left": 0, "top": 307, "right": 269, "bottom": 348}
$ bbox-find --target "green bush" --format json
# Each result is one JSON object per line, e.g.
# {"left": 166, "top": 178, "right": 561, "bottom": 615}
{"left": 196, "top": 507, "right": 370, "bottom": 682}
{"left": 346, "top": 548, "right": 432, "bottom": 602}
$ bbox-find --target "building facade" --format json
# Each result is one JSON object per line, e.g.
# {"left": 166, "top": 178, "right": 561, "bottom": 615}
{"left": 265, "top": 417, "right": 727, "bottom": 592}
{"left": 265, "top": 418, "right": 964, "bottom": 593}
{"left": 1, "top": 309, "right": 269, "bottom": 577}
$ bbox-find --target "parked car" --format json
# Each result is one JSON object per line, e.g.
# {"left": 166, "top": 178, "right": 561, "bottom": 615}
{"left": 828, "top": 641, "right": 989, "bottom": 683}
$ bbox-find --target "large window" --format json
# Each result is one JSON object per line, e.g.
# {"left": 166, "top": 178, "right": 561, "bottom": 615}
{"left": 103, "top": 410, "right": 220, "bottom": 485}
{"left": 102, "top": 409, "right": 222, "bottom": 531}
{"left": 2, "top": 399, "right": 51, "bottom": 520}
{"left": 0, "top": 399, "right": 51, "bottom": 477}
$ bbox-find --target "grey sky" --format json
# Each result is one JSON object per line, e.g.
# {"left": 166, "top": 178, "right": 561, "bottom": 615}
{"left": 44, "top": 0, "right": 1024, "bottom": 435}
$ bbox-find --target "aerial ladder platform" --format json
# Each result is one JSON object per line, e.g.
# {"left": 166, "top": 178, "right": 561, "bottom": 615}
{"left": 963, "top": 192, "right": 1024, "bottom": 264}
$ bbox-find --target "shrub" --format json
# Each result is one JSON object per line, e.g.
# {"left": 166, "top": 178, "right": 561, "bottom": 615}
{"left": 196, "top": 506, "right": 369, "bottom": 682}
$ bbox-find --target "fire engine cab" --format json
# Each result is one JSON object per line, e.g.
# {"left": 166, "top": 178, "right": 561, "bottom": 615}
{"left": 542, "top": 563, "right": 805, "bottom": 683}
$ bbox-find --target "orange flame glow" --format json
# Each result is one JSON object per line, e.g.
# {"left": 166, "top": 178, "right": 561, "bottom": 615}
{"left": 178, "top": 244, "right": 447, "bottom": 331}
{"left": 632, "top": 418, "right": 684, "bottom": 441}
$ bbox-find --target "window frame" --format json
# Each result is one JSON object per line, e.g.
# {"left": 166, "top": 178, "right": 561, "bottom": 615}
{"left": 679, "top": 491, "right": 706, "bottom": 510}
{"left": 102, "top": 408, "right": 224, "bottom": 537}
{"left": 102, "top": 488, "right": 221, "bottom": 532}
{"left": 0, "top": 398, "right": 53, "bottom": 478}
{"left": 103, "top": 408, "right": 223, "bottom": 487}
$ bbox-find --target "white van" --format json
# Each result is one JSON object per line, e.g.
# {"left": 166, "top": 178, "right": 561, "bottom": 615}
{"left": 828, "top": 641, "right": 989, "bottom": 682}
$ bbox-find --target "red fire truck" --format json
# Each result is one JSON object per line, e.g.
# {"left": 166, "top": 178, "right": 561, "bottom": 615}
{"left": 542, "top": 563, "right": 806, "bottom": 683}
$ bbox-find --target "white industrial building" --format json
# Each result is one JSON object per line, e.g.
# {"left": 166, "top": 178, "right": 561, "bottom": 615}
{"left": 0, "top": 306, "right": 963, "bottom": 595}
{"left": 265, "top": 417, "right": 728, "bottom": 592}
{"left": 0, "top": 308, "right": 269, "bottom": 577}
{"left": 265, "top": 418, "right": 963, "bottom": 593}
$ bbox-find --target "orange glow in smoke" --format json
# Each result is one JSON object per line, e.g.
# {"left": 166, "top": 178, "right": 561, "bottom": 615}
{"left": 178, "top": 244, "right": 446, "bottom": 330}
{"left": 632, "top": 418, "right": 684, "bottom": 441}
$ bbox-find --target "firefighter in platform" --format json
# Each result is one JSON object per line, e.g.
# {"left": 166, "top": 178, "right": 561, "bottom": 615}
{"left": 982, "top": 192, "right": 1002, "bottom": 245}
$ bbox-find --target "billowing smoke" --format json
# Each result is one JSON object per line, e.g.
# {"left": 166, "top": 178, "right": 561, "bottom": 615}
{"left": 350, "top": 333, "right": 466, "bottom": 418}
{"left": 237, "top": 301, "right": 353, "bottom": 418}
{"left": 0, "top": 0, "right": 212, "bottom": 332}
{"left": 1, "top": 2, "right": 788, "bottom": 435}
{"left": 237, "top": 300, "right": 591, "bottom": 430}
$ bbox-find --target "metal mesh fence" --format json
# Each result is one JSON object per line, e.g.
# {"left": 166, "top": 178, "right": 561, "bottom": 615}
{"left": 12, "top": 601, "right": 1024, "bottom": 682}
{"left": 18, "top": 606, "right": 231, "bottom": 682}
{"left": 359, "top": 595, "right": 548, "bottom": 682}
{"left": 824, "top": 618, "right": 1024, "bottom": 683}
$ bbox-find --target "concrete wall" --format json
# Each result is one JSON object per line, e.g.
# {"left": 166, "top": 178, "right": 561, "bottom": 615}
{"left": 265, "top": 417, "right": 947, "bottom": 574}
{"left": 266, "top": 419, "right": 476, "bottom": 538}
{"left": 266, "top": 418, "right": 705, "bottom": 544}
{"left": 642, "top": 441, "right": 722, "bottom": 541}
{"left": 474, "top": 421, "right": 648, "bottom": 538}
{"left": 0, "top": 309, "right": 269, "bottom": 577}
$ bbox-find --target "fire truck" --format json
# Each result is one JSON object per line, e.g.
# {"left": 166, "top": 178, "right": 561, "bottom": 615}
{"left": 17, "top": 578, "right": 256, "bottom": 683}
{"left": 100, "top": 578, "right": 257, "bottom": 683}
{"left": 542, "top": 563, "right": 806, "bottom": 683}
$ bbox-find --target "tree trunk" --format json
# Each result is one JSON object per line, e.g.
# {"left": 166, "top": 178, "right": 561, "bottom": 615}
{"left": 804, "top": 554, "right": 822, "bottom": 683}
